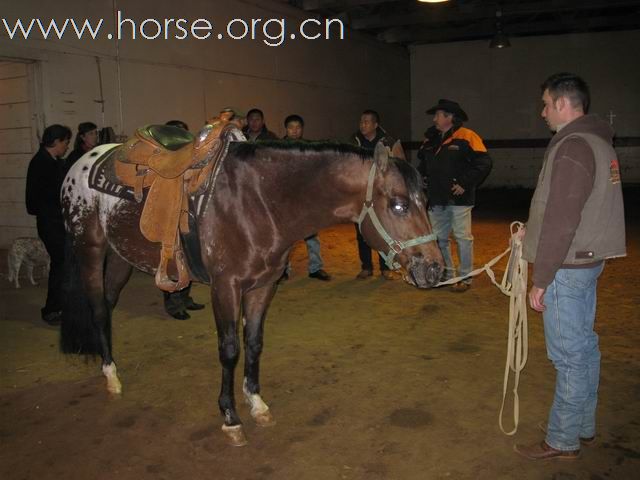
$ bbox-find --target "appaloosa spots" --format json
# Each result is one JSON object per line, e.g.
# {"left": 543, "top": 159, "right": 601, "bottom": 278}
{"left": 189, "top": 424, "right": 216, "bottom": 441}
{"left": 388, "top": 408, "right": 433, "bottom": 428}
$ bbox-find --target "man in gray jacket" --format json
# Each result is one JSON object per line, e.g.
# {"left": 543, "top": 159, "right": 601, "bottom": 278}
{"left": 515, "top": 73, "right": 626, "bottom": 460}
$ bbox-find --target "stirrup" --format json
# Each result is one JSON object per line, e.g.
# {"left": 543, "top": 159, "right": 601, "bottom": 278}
{"left": 155, "top": 245, "right": 190, "bottom": 292}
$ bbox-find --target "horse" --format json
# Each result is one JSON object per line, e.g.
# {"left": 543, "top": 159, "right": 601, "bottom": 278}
{"left": 59, "top": 130, "right": 444, "bottom": 446}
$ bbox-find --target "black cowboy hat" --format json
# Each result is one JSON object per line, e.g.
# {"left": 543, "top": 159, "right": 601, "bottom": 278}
{"left": 426, "top": 99, "right": 468, "bottom": 122}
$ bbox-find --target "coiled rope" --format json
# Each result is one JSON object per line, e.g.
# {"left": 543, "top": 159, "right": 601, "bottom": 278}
{"left": 434, "top": 221, "right": 528, "bottom": 435}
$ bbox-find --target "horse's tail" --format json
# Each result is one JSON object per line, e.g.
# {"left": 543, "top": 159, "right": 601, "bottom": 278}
{"left": 60, "top": 237, "right": 110, "bottom": 355}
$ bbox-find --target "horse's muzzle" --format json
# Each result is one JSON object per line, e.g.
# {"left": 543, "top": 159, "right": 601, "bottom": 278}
{"left": 404, "top": 257, "right": 442, "bottom": 289}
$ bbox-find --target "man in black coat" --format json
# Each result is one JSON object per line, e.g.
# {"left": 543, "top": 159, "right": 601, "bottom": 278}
{"left": 417, "top": 99, "right": 492, "bottom": 292}
{"left": 25, "top": 124, "right": 72, "bottom": 325}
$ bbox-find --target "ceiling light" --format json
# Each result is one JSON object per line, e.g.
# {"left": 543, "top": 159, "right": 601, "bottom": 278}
{"left": 489, "top": 9, "right": 511, "bottom": 48}
{"left": 418, "top": 1, "right": 450, "bottom": 3}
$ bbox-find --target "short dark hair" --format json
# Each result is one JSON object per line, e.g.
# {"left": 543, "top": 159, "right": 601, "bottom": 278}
{"left": 165, "top": 120, "right": 189, "bottom": 131}
{"left": 541, "top": 72, "right": 590, "bottom": 113}
{"left": 284, "top": 114, "right": 304, "bottom": 127}
{"left": 247, "top": 108, "right": 264, "bottom": 119}
{"left": 361, "top": 109, "right": 380, "bottom": 124}
{"left": 41, "top": 124, "right": 71, "bottom": 147}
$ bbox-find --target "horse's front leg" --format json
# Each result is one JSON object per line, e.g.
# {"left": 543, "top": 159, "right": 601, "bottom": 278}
{"left": 242, "top": 284, "right": 278, "bottom": 427}
{"left": 211, "top": 283, "right": 246, "bottom": 446}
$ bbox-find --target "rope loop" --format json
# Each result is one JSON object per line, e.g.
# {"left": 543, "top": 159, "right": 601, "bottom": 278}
{"left": 433, "top": 221, "right": 528, "bottom": 435}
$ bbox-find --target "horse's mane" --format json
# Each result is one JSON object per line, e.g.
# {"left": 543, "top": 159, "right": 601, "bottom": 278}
{"left": 230, "top": 140, "right": 424, "bottom": 198}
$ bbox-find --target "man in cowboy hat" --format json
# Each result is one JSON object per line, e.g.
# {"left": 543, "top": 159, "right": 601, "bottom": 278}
{"left": 417, "top": 99, "right": 492, "bottom": 292}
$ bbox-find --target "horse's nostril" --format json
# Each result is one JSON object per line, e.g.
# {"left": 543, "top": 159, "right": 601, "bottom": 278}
{"left": 425, "top": 262, "right": 441, "bottom": 286}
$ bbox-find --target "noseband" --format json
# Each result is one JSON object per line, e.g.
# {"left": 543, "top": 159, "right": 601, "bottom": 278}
{"left": 357, "top": 161, "right": 437, "bottom": 270}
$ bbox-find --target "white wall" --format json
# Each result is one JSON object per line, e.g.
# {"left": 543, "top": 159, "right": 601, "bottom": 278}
{"left": 0, "top": 0, "right": 411, "bottom": 247}
{"left": 410, "top": 30, "right": 640, "bottom": 188}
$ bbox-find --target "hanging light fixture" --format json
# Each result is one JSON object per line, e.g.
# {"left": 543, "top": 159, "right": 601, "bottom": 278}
{"left": 489, "top": 8, "right": 511, "bottom": 48}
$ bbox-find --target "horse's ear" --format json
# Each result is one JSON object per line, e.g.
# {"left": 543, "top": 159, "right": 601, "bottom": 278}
{"left": 391, "top": 140, "right": 406, "bottom": 160}
{"left": 374, "top": 141, "right": 390, "bottom": 172}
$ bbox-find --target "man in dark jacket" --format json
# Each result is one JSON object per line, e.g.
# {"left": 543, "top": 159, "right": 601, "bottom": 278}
{"left": 515, "top": 73, "right": 626, "bottom": 460}
{"left": 350, "top": 110, "right": 402, "bottom": 280}
{"left": 417, "top": 99, "right": 492, "bottom": 292}
{"left": 243, "top": 108, "right": 277, "bottom": 141}
{"left": 282, "top": 114, "right": 331, "bottom": 281}
{"left": 25, "top": 124, "right": 72, "bottom": 325}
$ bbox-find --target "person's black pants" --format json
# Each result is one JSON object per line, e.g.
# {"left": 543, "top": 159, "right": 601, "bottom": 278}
{"left": 36, "top": 216, "right": 66, "bottom": 316}
{"left": 354, "top": 224, "right": 388, "bottom": 272}
{"left": 163, "top": 283, "right": 192, "bottom": 315}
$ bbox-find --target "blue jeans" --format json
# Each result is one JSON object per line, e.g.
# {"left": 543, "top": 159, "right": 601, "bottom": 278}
{"left": 305, "top": 234, "right": 323, "bottom": 274}
{"left": 543, "top": 263, "right": 604, "bottom": 451}
{"left": 427, "top": 205, "right": 473, "bottom": 282}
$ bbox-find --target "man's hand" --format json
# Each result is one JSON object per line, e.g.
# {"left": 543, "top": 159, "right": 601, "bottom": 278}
{"left": 451, "top": 183, "right": 465, "bottom": 196}
{"left": 529, "top": 286, "right": 546, "bottom": 312}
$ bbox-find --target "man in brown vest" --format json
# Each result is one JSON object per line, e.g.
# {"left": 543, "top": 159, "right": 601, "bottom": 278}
{"left": 515, "top": 73, "right": 626, "bottom": 460}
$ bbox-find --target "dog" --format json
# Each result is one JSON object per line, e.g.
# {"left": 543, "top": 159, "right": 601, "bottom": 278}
{"left": 7, "top": 237, "right": 50, "bottom": 288}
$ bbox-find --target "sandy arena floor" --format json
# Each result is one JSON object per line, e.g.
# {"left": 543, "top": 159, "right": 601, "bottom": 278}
{"left": 1, "top": 189, "right": 638, "bottom": 480}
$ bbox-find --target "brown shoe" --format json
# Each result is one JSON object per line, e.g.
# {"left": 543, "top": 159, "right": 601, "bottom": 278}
{"left": 450, "top": 282, "right": 470, "bottom": 293}
{"left": 381, "top": 270, "right": 396, "bottom": 280}
{"left": 537, "top": 422, "right": 596, "bottom": 446}
{"left": 356, "top": 269, "right": 373, "bottom": 279}
{"left": 514, "top": 441, "right": 580, "bottom": 460}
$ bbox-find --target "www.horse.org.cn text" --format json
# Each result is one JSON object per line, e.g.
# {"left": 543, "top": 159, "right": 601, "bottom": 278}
{"left": 2, "top": 13, "right": 346, "bottom": 47}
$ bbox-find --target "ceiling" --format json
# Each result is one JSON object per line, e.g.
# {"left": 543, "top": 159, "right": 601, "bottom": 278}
{"left": 286, "top": 0, "right": 640, "bottom": 46}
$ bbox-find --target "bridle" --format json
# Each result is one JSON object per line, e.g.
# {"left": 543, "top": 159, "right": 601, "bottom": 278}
{"left": 357, "top": 161, "right": 437, "bottom": 270}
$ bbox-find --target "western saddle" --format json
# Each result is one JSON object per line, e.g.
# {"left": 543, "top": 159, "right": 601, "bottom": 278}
{"left": 113, "top": 112, "right": 244, "bottom": 292}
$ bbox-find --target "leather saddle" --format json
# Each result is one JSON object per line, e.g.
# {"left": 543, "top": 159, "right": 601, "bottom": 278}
{"left": 113, "top": 112, "right": 244, "bottom": 292}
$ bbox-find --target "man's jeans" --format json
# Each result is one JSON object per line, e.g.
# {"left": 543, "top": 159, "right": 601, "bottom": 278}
{"left": 428, "top": 205, "right": 473, "bottom": 282}
{"left": 305, "top": 234, "right": 324, "bottom": 274}
{"left": 543, "top": 263, "right": 604, "bottom": 451}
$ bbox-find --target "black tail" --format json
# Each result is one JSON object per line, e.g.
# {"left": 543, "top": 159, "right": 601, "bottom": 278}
{"left": 60, "top": 237, "right": 111, "bottom": 355}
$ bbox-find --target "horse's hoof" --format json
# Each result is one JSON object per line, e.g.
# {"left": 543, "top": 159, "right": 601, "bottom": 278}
{"left": 253, "top": 408, "right": 276, "bottom": 427}
{"left": 221, "top": 424, "right": 248, "bottom": 447}
{"left": 103, "top": 363, "right": 122, "bottom": 395}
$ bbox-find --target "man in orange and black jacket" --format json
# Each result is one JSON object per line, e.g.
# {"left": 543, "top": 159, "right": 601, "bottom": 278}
{"left": 417, "top": 99, "right": 492, "bottom": 292}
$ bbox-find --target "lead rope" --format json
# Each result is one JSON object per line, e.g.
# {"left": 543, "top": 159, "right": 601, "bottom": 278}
{"left": 432, "top": 221, "right": 528, "bottom": 435}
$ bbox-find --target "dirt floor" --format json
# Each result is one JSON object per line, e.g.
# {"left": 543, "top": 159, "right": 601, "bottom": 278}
{"left": 1, "top": 189, "right": 638, "bottom": 480}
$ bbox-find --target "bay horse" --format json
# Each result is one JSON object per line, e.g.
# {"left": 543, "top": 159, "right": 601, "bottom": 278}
{"left": 60, "top": 130, "right": 444, "bottom": 446}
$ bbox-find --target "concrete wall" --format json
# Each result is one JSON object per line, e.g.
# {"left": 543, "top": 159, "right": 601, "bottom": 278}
{"left": 410, "top": 30, "right": 640, "bottom": 188}
{"left": 0, "top": 0, "right": 410, "bottom": 247}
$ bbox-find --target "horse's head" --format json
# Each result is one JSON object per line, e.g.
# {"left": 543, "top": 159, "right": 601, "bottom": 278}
{"left": 357, "top": 143, "right": 443, "bottom": 288}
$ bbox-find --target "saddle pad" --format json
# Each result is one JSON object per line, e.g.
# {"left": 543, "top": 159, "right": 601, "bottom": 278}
{"left": 88, "top": 146, "right": 148, "bottom": 202}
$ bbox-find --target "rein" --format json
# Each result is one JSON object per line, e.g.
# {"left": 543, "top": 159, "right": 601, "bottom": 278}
{"left": 434, "top": 222, "right": 528, "bottom": 435}
{"left": 356, "top": 161, "right": 437, "bottom": 270}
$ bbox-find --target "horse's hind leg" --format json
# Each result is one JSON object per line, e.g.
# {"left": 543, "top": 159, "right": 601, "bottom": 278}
{"left": 242, "top": 284, "right": 277, "bottom": 427}
{"left": 104, "top": 248, "right": 133, "bottom": 311}
{"left": 211, "top": 283, "right": 247, "bottom": 446}
{"left": 77, "top": 242, "right": 123, "bottom": 394}
{"left": 62, "top": 209, "right": 121, "bottom": 395}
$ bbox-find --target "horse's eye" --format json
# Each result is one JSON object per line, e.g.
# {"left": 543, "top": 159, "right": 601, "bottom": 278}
{"left": 390, "top": 198, "right": 409, "bottom": 215}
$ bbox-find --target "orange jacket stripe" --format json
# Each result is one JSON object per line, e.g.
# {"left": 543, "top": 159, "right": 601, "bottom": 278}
{"left": 442, "top": 127, "right": 488, "bottom": 152}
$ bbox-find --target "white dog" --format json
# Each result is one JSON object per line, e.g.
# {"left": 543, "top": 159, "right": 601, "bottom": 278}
{"left": 7, "top": 237, "right": 50, "bottom": 288}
